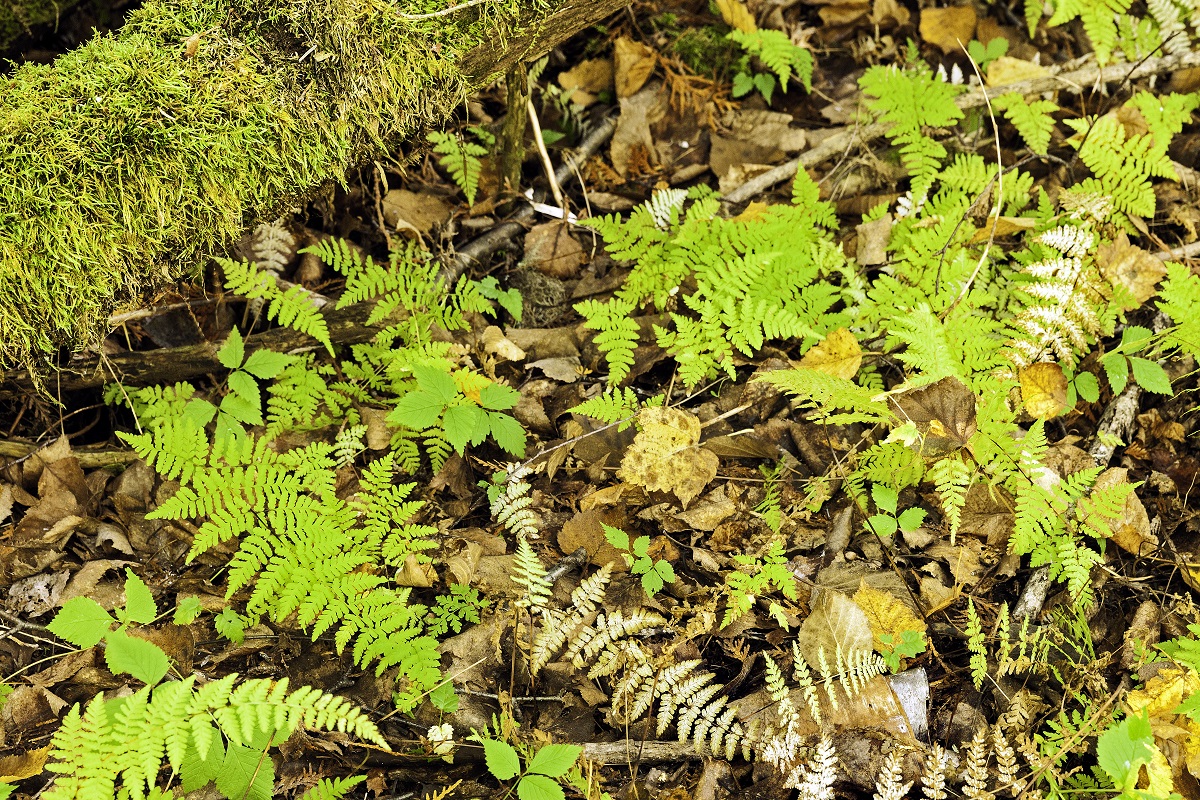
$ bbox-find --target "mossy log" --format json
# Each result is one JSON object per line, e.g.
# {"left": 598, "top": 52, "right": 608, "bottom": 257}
{"left": 0, "top": 0, "right": 626, "bottom": 375}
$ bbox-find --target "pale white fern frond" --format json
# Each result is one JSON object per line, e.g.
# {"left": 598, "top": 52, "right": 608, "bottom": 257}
{"left": 530, "top": 564, "right": 613, "bottom": 674}
{"left": 491, "top": 464, "right": 539, "bottom": 540}
{"left": 921, "top": 743, "right": 951, "bottom": 800}
{"left": 1036, "top": 227, "right": 1093, "bottom": 258}
{"left": 874, "top": 750, "right": 914, "bottom": 800}
{"left": 251, "top": 219, "right": 297, "bottom": 275}
{"left": 647, "top": 188, "right": 688, "bottom": 229}
{"left": 961, "top": 729, "right": 994, "bottom": 800}
{"left": 993, "top": 726, "right": 1023, "bottom": 794}
{"left": 795, "top": 735, "right": 838, "bottom": 799}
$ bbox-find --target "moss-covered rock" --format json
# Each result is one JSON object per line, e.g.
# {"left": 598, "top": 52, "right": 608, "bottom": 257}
{"left": 0, "top": 0, "right": 623, "bottom": 376}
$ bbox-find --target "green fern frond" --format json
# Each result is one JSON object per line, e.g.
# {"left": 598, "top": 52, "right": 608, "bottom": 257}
{"left": 729, "top": 29, "right": 813, "bottom": 92}
{"left": 513, "top": 535, "right": 552, "bottom": 612}
{"left": 1046, "top": 0, "right": 1133, "bottom": 64}
{"left": 219, "top": 258, "right": 332, "bottom": 353}
{"left": 575, "top": 298, "right": 640, "bottom": 387}
{"left": 427, "top": 129, "right": 489, "bottom": 206}
{"left": 1159, "top": 261, "right": 1200, "bottom": 357}
{"left": 755, "top": 368, "right": 895, "bottom": 425}
{"left": 568, "top": 387, "right": 642, "bottom": 429}
{"left": 929, "top": 453, "right": 972, "bottom": 541}
{"left": 992, "top": 93, "right": 1059, "bottom": 155}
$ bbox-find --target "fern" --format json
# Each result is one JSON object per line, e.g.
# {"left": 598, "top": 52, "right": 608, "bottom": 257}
{"left": 728, "top": 29, "right": 814, "bottom": 92}
{"left": 1046, "top": 0, "right": 1134, "bottom": 64}
{"left": 218, "top": 258, "right": 332, "bottom": 353}
{"left": 859, "top": 65, "right": 965, "bottom": 209}
{"left": 1159, "top": 260, "right": 1200, "bottom": 358}
{"left": 568, "top": 387, "right": 643, "bottom": 429}
{"left": 578, "top": 175, "right": 851, "bottom": 389}
{"left": 755, "top": 368, "right": 894, "bottom": 426}
{"left": 427, "top": 126, "right": 492, "bottom": 206}
{"left": 929, "top": 453, "right": 971, "bottom": 542}
{"left": 43, "top": 675, "right": 385, "bottom": 800}
{"left": 992, "top": 93, "right": 1058, "bottom": 155}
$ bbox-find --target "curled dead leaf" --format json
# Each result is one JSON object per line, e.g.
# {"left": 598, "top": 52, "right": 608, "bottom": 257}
{"left": 1097, "top": 232, "right": 1169, "bottom": 308}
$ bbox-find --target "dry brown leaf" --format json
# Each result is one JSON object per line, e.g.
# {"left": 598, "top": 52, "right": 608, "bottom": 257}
{"left": 524, "top": 220, "right": 587, "bottom": 279}
{"left": 960, "top": 482, "right": 1014, "bottom": 547}
{"left": 715, "top": 0, "right": 757, "bottom": 32}
{"left": 799, "top": 328, "right": 863, "bottom": 380}
{"left": 856, "top": 214, "right": 892, "bottom": 266}
{"left": 618, "top": 406, "right": 718, "bottom": 508}
{"left": 1020, "top": 362, "right": 1068, "bottom": 418}
{"left": 611, "top": 84, "right": 665, "bottom": 176}
{"left": 871, "top": 0, "right": 910, "bottom": 26}
{"left": 614, "top": 36, "right": 657, "bottom": 99}
{"left": 1097, "top": 231, "right": 1169, "bottom": 308}
{"left": 853, "top": 580, "right": 928, "bottom": 653}
{"left": 482, "top": 326, "right": 526, "bottom": 362}
{"left": 920, "top": 5, "right": 976, "bottom": 54}
{"left": 986, "top": 56, "right": 1051, "bottom": 86}
{"left": 917, "top": 574, "right": 959, "bottom": 614}
{"left": 558, "top": 58, "right": 614, "bottom": 108}
{"left": 795, "top": 589, "right": 874, "bottom": 669}
{"left": 381, "top": 189, "right": 451, "bottom": 235}
{"left": 968, "top": 215, "right": 1038, "bottom": 243}
{"left": 887, "top": 377, "right": 977, "bottom": 455}
{"left": 925, "top": 538, "right": 988, "bottom": 587}
{"left": 1090, "top": 467, "right": 1157, "bottom": 555}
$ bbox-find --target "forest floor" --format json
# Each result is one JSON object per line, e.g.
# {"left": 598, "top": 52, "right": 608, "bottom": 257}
{"left": 3, "top": 1, "right": 1200, "bottom": 799}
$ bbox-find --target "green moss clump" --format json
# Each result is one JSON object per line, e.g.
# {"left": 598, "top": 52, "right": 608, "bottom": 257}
{"left": 672, "top": 25, "right": 739, "bottom": 79}
{"left": 0, "top": 0, "right": 543, "bottom": 377}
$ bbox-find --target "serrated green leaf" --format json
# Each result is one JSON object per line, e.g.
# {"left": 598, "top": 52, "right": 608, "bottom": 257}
{"left": 242, "top": 348, "right": 293, "bottom": 379}
{"left": 518, "top": 774, "right": 565, "bottom": 800}
{"left": 1103, "top": 354, "right": 1129, "bottom": 395}
{"left": 221, "top": 392, "right": 263, "bottom": 426}
{"left": 48, "top": 597, "right": 114, "bottom": 648}
{"left": 480, "top": 738, "right": 520, "bottom": 780}
{"left": 732, "top": 71, "right": 754, "bottom": 98}
{"left": 1130, "top": 357, "right": 1172, "bottom": 394}
{"left": 123, "top": 569, "right": 158, "bottom": 624}
{"left": 1075, "top": 370, "right": 1100, "bottom": 403}
{"left": 181, "top": 725, "right": 225, "bottom": 792}
{"left": 655, "top": 560, "right": 676, "bottom": 584}
{"left": 174, "top": 596, "right": 203, "bottom": 626}
{"left": 1097, "top": 713, "right": 1154, "bottom": 789}
{"left": 216, "top": 742, "right": 275, "bottom": 800}
{"left": 392, "top": 390, "right": 446, "bottom": 431}
{"left": 412, "top": 363, "right": 459, "bottom": 404}
{"left": 479, "top": 382, "right": 521, "bottom": 411}
{"left": 429, "top": 682, "right": 459, "bottom": 713}
{"left": 489, "top": 413, "right": 527, "bottom": 457}
{"left": 444, "top": 403, "right": 487, "bottom": 453}
{"left": 218, "top": 328, "right": 245, "bottom": 370}
{"left": 754, "top": 72, "right": 775, "bottom": 104}
{"left": 184, "top": 397, "right": 218, "bottom": 428}
{"left": 871, "top": 484, "right": 898, "bottom": 515}
{"left": 227, "top": 370, "right": 260, "bottom": 405}
{"left": 104, "top": 629, "right": 171, "bottom": 685}
{"left": 602, "top": 524, "right": 629, "bottom": 552}
{"left": 897, "top": 507, "right": 927, "bottom": 533}
{"left": 527, "top": 744, "right": 582, "bottom": 778}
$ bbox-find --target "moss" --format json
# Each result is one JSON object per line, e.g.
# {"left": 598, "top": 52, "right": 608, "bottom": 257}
{"left": 0, "top": 0, "right": 563, "bottom": 377}
{"left": 672, "top": 25, "right": 739, "bottom": 79}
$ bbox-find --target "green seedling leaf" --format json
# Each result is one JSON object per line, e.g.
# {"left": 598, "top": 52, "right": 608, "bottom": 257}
{"left": 489, "top": 413, "right": 527, "bottom": 456}
{"left": 480, "top": 738, "right": 520, "bottom": 781}
{"left": 897, "top": 507, "right": 927, "bottom": 534}
{"left": 123, "top": 569, "right": 158, "bottom": 625}
{"left": 1075, "top": 370, "right": 1100, "bottom": 403}
{"left": 430, "top": 681, "right": 460, "bottom": 713}
{"left": 443, "top": 403, "right": 488, "bottom": 452}
{"left": 1130, "top": 357, "right": 1172, "bottom": 394}
{"left": 242, "top": 348, "right": 294, "bottom": 379}
{"left": 1097, "top": 712, "right": 1155, "bottom": 792}
{"left": 754, "top": 72, "right": 775, "bottom": 104}
{"left": 479, "top": 382, "right": 521, "bottom": 411}
{"left": 602, "top": 524, "right": 630, "bottom": 552}
{"left": 527, "top": 743, "right": 582, "bottom": 778}
{"left": 867, "top": 514, "right": 897, "bottom": 538}
{"left": 183, "top": 397, "right": 218, "bottom": 428}
{"left": 216, "top": 742, "right": 274, "bottom": 800}
{"left": 413, "top": 363, "right": 460, "bottom": 404}
{"left": 214, "top": 608, "right": 247, "bottom": 644}
{"left": 732, "top": 71, "right": 754, "bottom": 97}
{"left": 871, "top": 483, "right": 899, "bottom": 516}
{"left": 49, "top": 597, "right": 115, "bottom": 648}
{"left": 104, "top": 629, "right": 171, "bottom": 686}
{"left": 218, "top": 327, "right": 246, "bottom": 370}
{"left": 227, "top": 370, "right": 261, "bottom": 406}
{"left": 518, "top": 774, "right": 565, "bottom": 800}
{"left": 173, "top": 596, "right": 203, "bottom": 626}
{"left": 1103, "top": 353, "right": 1129, "bottom": 395}
{"left": 392, "top": 390, "right": 446, "bottom": 431}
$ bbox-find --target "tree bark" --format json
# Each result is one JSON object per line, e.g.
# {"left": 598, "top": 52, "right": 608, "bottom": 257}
{"left": 0, "top": 0, "right": 628, "bottom": 378}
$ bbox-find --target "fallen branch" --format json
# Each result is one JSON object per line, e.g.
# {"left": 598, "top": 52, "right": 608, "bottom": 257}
{"left": 723, "top": 50, "right": 1200, "bottom": 208}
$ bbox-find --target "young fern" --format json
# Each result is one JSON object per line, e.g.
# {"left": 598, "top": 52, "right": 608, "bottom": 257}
{"left": 218, "top": 257, "right": 332, "bottom": 353}
{"left": 427, "top": 126, "right": 493, "bottom": 206}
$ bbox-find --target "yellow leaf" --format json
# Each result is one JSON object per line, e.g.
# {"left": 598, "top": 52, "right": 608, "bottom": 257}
{"left": 0, "top": 745, "right": 49, "bottom": 782}
{"left": 968, "top": 215, "right": 1038, "bottom": 243}
{"left": 715, "top": 0, "right": 757, "bottom": 33}
{"left": 919, "top": 5, "right": 976, "bottom": 54}
{"left": 1020, "top": 362, "right": 1068, "bottom": 418}
{"left": 1097, "top": 231, "right": 1169, "bottom": 308}
{"left": 618, "top": 406, "right": 718, "bottom": 508}
{"left": 985, "top": 56, "right": 1051, "bottom": 86}
{"left": 853, "top": 580, "right": 927, "bottom": 655}
{"left": 799, "top": 328, "right": 862, "bottom": 380}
